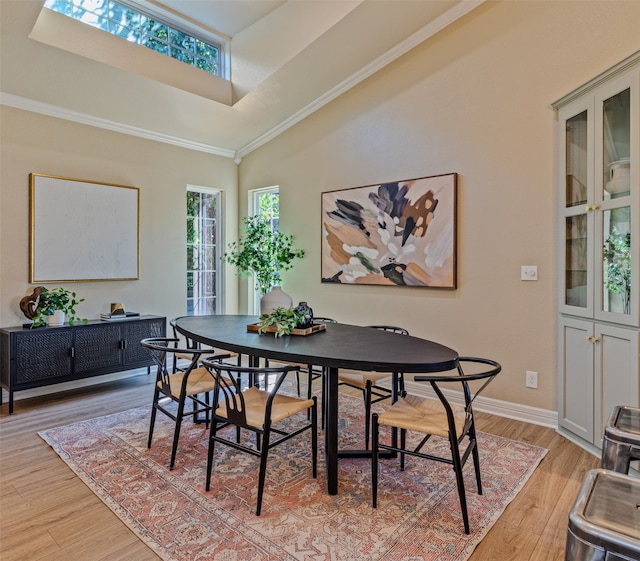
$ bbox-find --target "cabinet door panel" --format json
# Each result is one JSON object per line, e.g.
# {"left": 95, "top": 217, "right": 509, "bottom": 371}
{"left": 558, "top": 318, "right": 594, "bottom": 442}
{"left": 14, "top": 330, "right": 73, "bottom": 384}
{"left": 558, "top": 97, "right": 594, "bottom": 318}
{"left": 122, "top": 319, "right": 164, "bottom": 365}
{"left": 594, "top": 324, "right": 639, "bottom": 447}
{"left": 74, "top": 324, "right": 122, "bottom": 373}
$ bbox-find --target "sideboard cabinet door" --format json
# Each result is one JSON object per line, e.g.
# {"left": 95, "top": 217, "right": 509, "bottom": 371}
{"left": 74, "top": 323, "right": 122, "bottom": 374}
{"left": 122, "top": 318, "right": 164, "bottom": 367}
{"left": 14, "top": 329, "right": 74, "bottom": 385}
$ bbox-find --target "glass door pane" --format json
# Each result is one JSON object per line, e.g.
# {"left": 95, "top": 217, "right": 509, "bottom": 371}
{"left": 566, "top": 214, "right": 588, "bottom": 308}
{"left": 566, "top": 111, "right": 588, "bottom": 207}
{"left": 602, "top": 88, "right": 631, "bottom": 201}
{"left": 602, "top": 206, "right": 631, "bottom": 314}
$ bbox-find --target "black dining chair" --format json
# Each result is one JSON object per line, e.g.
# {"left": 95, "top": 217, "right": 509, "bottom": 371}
{"left": 371, "top": 357, "right": 502, "bottom": 534}
{"left": 337, "top": 325, "right": 409, "bottom": 448}
{"left": 141, "top": 337, "right": 219, "bottom": 470}
{"left": 267, "top": 317, "right": 337, "bottom": 425}
{"left": 202, "top": 359, "right": 317, "bottom": 515}
{"left": 169, "top": 316, "right": 239, "bottom": 373}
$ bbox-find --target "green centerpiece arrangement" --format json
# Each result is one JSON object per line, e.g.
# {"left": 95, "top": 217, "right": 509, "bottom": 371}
{"left": 257, "top": 306, "right": 313, "bottom": 337}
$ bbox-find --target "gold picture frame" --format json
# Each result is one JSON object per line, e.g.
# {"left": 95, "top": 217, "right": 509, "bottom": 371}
{"left": 30, "top": 173, "right": 140, "bottom": 283}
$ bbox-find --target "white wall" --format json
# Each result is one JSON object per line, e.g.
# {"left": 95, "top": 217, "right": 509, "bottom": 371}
{"left": 0, "top": 106, "right": 239, "bottom": 326}
{"left": 238, "top": 0, "right": 640, "bottom": 411}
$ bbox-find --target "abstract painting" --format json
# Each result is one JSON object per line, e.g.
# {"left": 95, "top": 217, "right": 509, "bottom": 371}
{"left": 321, "top": 173, "right": 457, "bottom": 288}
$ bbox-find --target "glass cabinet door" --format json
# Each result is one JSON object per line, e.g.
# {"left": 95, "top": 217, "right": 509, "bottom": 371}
{"left": 559, "top": 68, "right": 638, "bottom": 325}
{"left": 595, "top": 82, "right": 635, "bottom": 324}
{"left": 561, "top": 103, "right": 593, "bottom": 315}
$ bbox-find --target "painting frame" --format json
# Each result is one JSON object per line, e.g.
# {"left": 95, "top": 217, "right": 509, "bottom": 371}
{"left": 321, "top": 173, "right": 457, "bottom": 289}
{"left": 30, "top": 173, "right": 140, "bottom": 283}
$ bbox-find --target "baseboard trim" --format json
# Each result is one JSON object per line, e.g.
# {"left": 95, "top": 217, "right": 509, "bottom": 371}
{"left": 4, "top": 368, "right": 150, "bottom": 402}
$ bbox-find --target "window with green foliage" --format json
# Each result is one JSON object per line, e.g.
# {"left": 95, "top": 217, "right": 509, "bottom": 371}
{"left": 187, "top": 189, "right": 220, "bottom": 315}
{"left": 250, "top": 188, "right": 280, "bottom": 313}
{"left": 44, "top": 0, "right": 222, "bottom": 76}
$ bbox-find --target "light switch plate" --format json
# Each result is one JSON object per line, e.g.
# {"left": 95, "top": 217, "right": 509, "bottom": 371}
{"left": 521, "top": 265, "right": 538, "bottom": 281}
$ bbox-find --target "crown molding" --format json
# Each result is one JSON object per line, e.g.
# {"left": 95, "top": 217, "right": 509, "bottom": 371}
{"left": 0, "top": 92, "right": 236, "bottom": 160}
{"left": 1, "top": 1, "right": 484, "bottom": 163}
{"left": 236, "top": 0, "right": 486, "bottom": 159}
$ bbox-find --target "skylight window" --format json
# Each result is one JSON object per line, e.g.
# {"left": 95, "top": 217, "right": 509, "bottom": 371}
{"left": 44, "top": 0, "right": 222, "bottom": 76}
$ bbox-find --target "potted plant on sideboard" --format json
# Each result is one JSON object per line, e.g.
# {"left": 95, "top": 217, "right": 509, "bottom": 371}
{"left": 224, "top": 215, "right": 305, "bottom": 314}
{"left": 31, "top": 287, "right": 86, "bottom": 327}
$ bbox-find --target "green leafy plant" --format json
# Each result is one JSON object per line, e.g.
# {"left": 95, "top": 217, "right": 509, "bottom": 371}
{"left": 31, "top": 287, "right": 87, "bottom": 327}
{"left": 224, "top": 215, "right": 305, "bottom": 295}
{"left": 258, "top": 306, "right": 311, "bottom": 337}
{"left": 603, "top": 228, "right": 631, "bottom": 314}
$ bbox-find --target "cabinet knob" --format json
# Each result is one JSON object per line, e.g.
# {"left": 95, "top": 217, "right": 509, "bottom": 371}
{"left": 585, "top": 336, "right": 600, "bottom": 343}
{"left": 584, "top": 204, "right": 599, "bottom": 211}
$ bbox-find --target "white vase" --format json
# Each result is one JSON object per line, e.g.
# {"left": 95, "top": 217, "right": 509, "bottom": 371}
{"left": 47, "top": 310, "right": 66, "bottom": 327}
{"left": 606, "top": 158, "right": 630, "bottom": 196}
{"left": 260, "top": 286, "right": 293, "bottom": 315}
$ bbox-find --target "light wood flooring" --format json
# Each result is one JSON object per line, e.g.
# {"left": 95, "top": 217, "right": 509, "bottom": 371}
{"left": 0, "top": 372, "right": 599, "bottom": 561}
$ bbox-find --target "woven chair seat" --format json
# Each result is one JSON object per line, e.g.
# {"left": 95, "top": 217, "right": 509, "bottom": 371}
{"left": 377, "top": 394, "right": 467, "bottom": 438}
{"left": 215, "top": 386, "right": 314, "bottom": 427}
{"left": 338, "top": 370, "right": 393, "bottom": 390}
{"left": 157, "top": 367, "right": 216, "bottom": 398}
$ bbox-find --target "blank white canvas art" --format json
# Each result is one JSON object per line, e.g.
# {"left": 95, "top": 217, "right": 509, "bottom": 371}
{"left": 30, "top": 174, "right": 139, "bottom": 282}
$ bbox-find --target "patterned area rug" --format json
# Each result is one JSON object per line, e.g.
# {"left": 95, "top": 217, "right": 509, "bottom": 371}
{"left": 39, "top": 394, "right": 547, "bottom": 561}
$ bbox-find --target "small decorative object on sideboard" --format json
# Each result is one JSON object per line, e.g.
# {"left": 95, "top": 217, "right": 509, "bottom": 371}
{"left": 100, "top": 312, "right": 141, "bottom": 321}
{"left": 25, "top": 287, "right": 87, "bottom": 328}
{"left": 100, "top": 302, "right": 140, "bottom": 321}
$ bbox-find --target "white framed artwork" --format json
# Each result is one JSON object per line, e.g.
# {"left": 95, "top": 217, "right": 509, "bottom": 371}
{"left": 30, "top": 173, "right": 140, "bottom": 283}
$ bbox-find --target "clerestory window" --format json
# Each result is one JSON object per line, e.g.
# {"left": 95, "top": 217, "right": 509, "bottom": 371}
{"left": 44, "top": 0, "right": 223, "bottom": 77}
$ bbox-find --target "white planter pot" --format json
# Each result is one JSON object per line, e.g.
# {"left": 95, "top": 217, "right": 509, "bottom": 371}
{"left": 47, "top": 310, "right": 66, "bottom": 327}
{"left": 260, "top": 286, "right": 293, "bottom": 315}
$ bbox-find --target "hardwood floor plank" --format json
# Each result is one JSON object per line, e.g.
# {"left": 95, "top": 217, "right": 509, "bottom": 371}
{"left": 468, "top": 520, "right": 539, "bottom": 561}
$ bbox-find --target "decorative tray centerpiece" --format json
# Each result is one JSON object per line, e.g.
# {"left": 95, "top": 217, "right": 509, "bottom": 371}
{"left": 248, "top": 304, "right": 323, "bottom": 337}
{"left": 247, "top": 323, "right": 326, "bottom": 336}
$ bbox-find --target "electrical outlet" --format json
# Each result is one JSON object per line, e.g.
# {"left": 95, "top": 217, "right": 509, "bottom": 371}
{"left": 526, "top": 370, "right": 538, "bottom": 389}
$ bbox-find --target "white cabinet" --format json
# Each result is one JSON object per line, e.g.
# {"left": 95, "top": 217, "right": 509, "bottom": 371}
{"left": 559, "top": 317, "right": 639, "bottom": 447}
{"left": 555, "top": 51, "right": 640, "bottom": 451}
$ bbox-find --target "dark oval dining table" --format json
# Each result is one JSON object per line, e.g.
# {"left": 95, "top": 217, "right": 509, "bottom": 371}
{"left": 175, "top": 314, "right": 459, "bottom": 495}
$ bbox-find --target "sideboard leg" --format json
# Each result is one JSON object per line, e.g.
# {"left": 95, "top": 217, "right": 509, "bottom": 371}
{"left": 9, "top": 390, "right": 14, "bottom": 415}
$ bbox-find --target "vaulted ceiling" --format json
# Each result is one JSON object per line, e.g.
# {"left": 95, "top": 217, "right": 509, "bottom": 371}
{"left": 1, "top": 1, "right": 485, "bottom": 160}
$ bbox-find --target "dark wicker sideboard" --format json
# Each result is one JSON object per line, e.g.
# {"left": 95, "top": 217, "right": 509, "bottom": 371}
{"left": 0, "top": 315, "right": 166, "bottom": 414}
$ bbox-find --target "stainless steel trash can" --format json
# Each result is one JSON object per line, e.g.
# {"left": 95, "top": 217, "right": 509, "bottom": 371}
{"left": 566, "top": 469, "right": 640, "bottom": 561}
{"left": 602, "top": 406, "right": 640, "bottom": 474}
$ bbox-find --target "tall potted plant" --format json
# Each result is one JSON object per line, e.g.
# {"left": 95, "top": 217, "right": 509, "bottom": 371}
{"left": 224, "top": 215, "right": 305, "bottom": 313}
